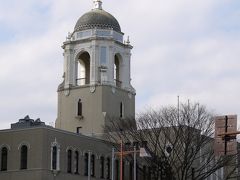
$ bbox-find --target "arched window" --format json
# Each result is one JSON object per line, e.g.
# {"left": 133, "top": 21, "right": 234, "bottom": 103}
{"left": 52, "top": 146, "right": 57, "bottom": 170}
{"left": 100, "top": 156, "right": 104, "bottom": 178}
{"left": 114, "top": 54, "right": 121, "bottom": 87}
{"left": 91, "top": 154, "right": 95, "bottom": 177}
{"left": 74, "top": 151, "right": 79, "bottom": 174}
{"left": 20, "top": 145, "right": 28, "bottom": 170}
{"left": 106, "top": 157, "right": 111, "bottom": 179}
{"left": 77, "top": 99, "right": 82, "bottom": 116}
{"left": 77, "top": 52, "right": 90, "bottom": 85}
{"left": 120, "top": 102, "right": 124, "bottom": 118}
{"left": 84, "top": 153, "right": 88, "bottom": 176}
{"left": 1, "top": 147, "right": 8, "bottom": 171}
{"left": 51, "top": 140, "right": 60, "bottom": 171}
{"left": 67, "top": 150, "right": 72, "bottom": 173}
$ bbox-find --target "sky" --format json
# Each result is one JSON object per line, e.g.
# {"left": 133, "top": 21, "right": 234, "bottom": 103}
{"left": 0, "top": 0, "right": 240, "bottom": 129}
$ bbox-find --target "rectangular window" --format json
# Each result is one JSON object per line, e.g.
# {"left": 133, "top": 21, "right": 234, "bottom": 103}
{"left": 129, "top": 162, "right": 133, "bottom": 180}
{"left": 100, "top": 157, "right": 104, "bottom": 178}
{"left": 100, "top": 47, "right": 107, "bottom": 65}
{"left": 106, "top": 158, "right": 110, "bottom": 179}
{"left": 20, "top": 146, "right": 28, "bottom": 170}
{"left": 52, "top": 146, "right": 57, "bottom": 170}
{"left": 115, "top": 160, "right": 119, "bottom": 180}
{"left": 77, "top": 99, "right": 82, "bottom": 116}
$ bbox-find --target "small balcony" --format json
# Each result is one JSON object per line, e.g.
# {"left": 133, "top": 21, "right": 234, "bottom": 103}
{"left": 76, "top": 78, "right": 90, "bottom": 86}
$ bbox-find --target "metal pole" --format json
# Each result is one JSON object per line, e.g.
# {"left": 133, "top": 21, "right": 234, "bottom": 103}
{"left": 88, "top": 151, "right": 91, "bottom": 180}
{"left": 187, "top": 99, "right": 190, "bottom": 125}
{"left": 134, "top": 146, "right": 136, "bottom": 180}
{"left": 112, "top": 148, "right": 115, "bottom": 180}
{"left": 177, "top": 96, "right": 180, "bottom": 121}
{"left": 224, "top": 116, "right": 228, "bottom": 155}
{"left": 197, "top": 103, "right": 199, "bottom": 121}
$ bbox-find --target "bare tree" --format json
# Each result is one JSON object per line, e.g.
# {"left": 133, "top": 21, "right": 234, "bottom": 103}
{"left": 104, "top": 103, "right": 238, "bottom": 180}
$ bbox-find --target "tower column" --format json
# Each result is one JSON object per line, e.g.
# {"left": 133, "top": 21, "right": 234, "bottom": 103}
{"left": 90, "top": 43, "right": 99, "bottom": 84}
{"left": 64, "top": 46, "right": 74, "bottom": 88}
{"left": 122, "top": 52, "right": 131, "bottom": 89}
{"left": 108, "top": 46, "right": 115, "bottom": 85}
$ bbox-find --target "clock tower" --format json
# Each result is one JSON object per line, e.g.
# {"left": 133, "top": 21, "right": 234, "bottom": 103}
{"left": 55, "top": 0, "right": 135, "bottom": 136}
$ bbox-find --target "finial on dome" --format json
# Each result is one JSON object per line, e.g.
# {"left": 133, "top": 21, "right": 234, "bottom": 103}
{"left": 93, "top": 0, "right": 103, "bottom": 10}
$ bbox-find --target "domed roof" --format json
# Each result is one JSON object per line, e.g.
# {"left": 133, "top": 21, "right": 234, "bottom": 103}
{"left": 74, "top": 9, "right": 121, "bottom": 33}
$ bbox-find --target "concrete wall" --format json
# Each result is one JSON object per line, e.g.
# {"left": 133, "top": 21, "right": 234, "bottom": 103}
{"left": 56, "top": 85, "right": 135, "bottom": 135}
{"left": 0, "top": 127, "right": 144, "bottom": 180}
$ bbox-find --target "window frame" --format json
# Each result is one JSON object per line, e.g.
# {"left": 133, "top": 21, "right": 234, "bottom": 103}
{"left": 100, "top": 156, "right": 104, "bottom": 178}
{"left": 1, "top": 147, "right": 8, "bottom": 171}
{"left": 50, "top": 139, "right": 60, "bottom": 171}
{"left": 67, "top": 149, "right": 72, "bottom": 173}
{"left": 20, "top": 145, "right": 28, "bottom": 170}
{"left": 74, "top": 151, "right": 79, "bottom": 174}
{"left": 90, "top": 154, "right": 95, "bottom": 177}
{"left": 84, "top": 153, "right": 89, "bottom": 176}
{"left": 77, "top": 99, "right": 83, "bottom": 117}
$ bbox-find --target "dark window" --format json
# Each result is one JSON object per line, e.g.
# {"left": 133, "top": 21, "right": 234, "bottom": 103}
{"left": 67, "top": 150, "right": 72, "bottom": 173}
{"left": 20, "top": 145, "right": 28, "bottom": 170}
{"left": 84, "top": 153, "right": 88, "bottom": 176}
{"left": 1, "top": 147, "right": 8, "bottom": 171}
{"left": 100, "top": 156, "right": 104, "bottom": 178}
{"left": 91, "top": 154, "right": 95, "bottom": 177}
{"left": 120, "top": 102, "right": 123, "bottom": 118}
{"left": 77, "top": 99, "right": 82, "bottom": 116}
{"left": 136, "top": 164, "right": 139, "bottom": 180}
{"left": 129, "top": 162, "right": 133, "bottom": 180}
{"left": 52, "top": 146, "right": 57, "bottom": 170}
{"left": 106, "top": 158, "right": 111, "bottom": 179}
{"left": 143, "top": 166, "right": 146, "bottom": 180}
{"left": 75, "top": 151, "right": 79, "bottom": 174}
{"left": 115, "top": 160, "right": 119, "bottom": 180}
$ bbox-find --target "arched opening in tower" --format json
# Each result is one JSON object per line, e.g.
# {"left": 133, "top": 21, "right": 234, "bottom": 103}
{"left": 77, "top": 52, "right": 90, "bottom": 85}
{"left": 114, "top": 54, "right": 121, "bottom": 87}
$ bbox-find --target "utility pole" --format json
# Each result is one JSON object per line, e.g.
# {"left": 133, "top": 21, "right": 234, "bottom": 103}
{"left": 134, "top": 146, "right": 137, "bottom": 180}
{"left": 114, "top": 140, "right": 150, "bottom": 180}
{"left": 112, "top": 148, "right": 115, "bottom": 180}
